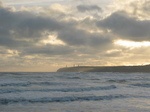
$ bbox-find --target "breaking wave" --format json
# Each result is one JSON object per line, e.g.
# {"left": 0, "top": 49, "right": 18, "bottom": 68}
{"left": 0, "top": 82, "right": 66, "bottom": 87}
{"left": 0, "top": 82, "right": 31, "bottom": 87}
{"left": 107, "top": 79, "right": 127, "bottom": 83}
{"left": 130, "top": 83, "right": 150, "bottom": 88}
{"left": 0, "top": 85, "right": 117, "bottom": 94}
{"left": 0, "top": 94, "right": 127, "bottom": 104}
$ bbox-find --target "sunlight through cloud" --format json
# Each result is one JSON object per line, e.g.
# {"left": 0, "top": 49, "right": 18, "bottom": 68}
{"left": 115, "top": 40, "right": 150, "bottom": 48}
{"left": 42, "top": 35, "right": 66, "bottom": 45}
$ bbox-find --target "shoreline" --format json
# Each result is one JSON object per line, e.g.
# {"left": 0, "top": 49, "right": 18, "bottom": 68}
{"left": 57, "top": 65, "right": 150, "bottom": 72}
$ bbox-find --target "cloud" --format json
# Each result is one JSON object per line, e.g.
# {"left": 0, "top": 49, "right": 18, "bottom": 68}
{"left": 130, "top": 0, "right": 150, "bottom": 20}
{"left": 0, "top": 2, "right": 113, "bottom": 55}
{"left": 97, "top": 11, "right": 150, "bottom": 41}
{"left": 57, "top": 28, "right": 112, "bottom": 50}
{"left": 22, "top": 44, "right": 73, "bottom": 56}
{"left": 113, "top": 0, "right": 150, "bottom": 19}
{"left": 0, "top": 3, "right": 64, "bottom": 48}
{"left": 104, "top": 49, "right": 122, "bottom": 57}
{"left": 96, "top": 0, "right": 150, "bottom": 42}
{"left": 77, "top": 5, "right": 102, "bottom": 12}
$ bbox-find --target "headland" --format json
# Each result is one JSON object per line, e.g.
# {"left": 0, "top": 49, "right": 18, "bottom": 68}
{"left": 57, "top": 65, "right": 150, "bottom": 72}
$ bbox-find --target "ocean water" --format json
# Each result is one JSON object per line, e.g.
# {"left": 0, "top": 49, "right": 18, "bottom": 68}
{"left": 0, "top": 72, "right": 150, "bottom": 112}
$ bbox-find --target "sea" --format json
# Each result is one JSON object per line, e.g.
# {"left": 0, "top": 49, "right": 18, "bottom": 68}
{"left": 0, "top": 72, "right": 150, "bottom": 112}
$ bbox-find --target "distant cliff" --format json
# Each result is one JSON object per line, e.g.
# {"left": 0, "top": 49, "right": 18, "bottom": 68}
{"left": 57, "top": 65, "right": 150, "bottom": 72}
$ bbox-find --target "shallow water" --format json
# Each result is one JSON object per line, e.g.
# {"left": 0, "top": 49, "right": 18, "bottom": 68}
{"left": 0, "top": 72, "right": 150, "bottom": 112}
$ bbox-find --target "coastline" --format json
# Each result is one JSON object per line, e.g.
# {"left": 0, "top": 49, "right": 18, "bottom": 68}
{"left": 57, "top": 65, "right": 150, "bottom": 72}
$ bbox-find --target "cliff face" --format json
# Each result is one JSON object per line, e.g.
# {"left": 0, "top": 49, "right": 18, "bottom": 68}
{"left": 57, "top": 65, "right": 150, "bottom": 72}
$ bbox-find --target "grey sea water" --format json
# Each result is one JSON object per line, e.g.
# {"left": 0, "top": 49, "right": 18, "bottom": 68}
{"left": 0, "top": 72, "right": 150, "bottom": 112}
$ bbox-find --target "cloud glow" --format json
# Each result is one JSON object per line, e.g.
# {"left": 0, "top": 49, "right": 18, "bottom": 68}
{"left": 42, "top": 35, "right": 66, "bottom": 45}
{"left": 115, "top": 40, "right": 150, "bottom": 48}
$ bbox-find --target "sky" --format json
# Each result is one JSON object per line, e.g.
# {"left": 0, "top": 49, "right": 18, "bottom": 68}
{"left": 0, "top": 0, "right": 150, "bottom": 72}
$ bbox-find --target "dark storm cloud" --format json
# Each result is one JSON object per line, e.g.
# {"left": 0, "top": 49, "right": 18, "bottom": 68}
{"left": 14, "top": 16, "right": 62, "bottom": 40}
{"left": 0, "top": 3, "right": 73, "bottom": 56}
{"left": 0, "top": 1, "right": 113, "bottom": 56}
{"left": 0, "top": 3, "right": 63, "bottom": 48}
{"left": 0, "top": 3, "right": 112, "bottom": 48}
{"left": 77, "top": 5, "right": 102, "bottom": 12}
{"left": 97, "top": 11, "right": 150, "bottom": 41}
{"left": 57, "top": 27, "right": 112, "bottom": 48}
